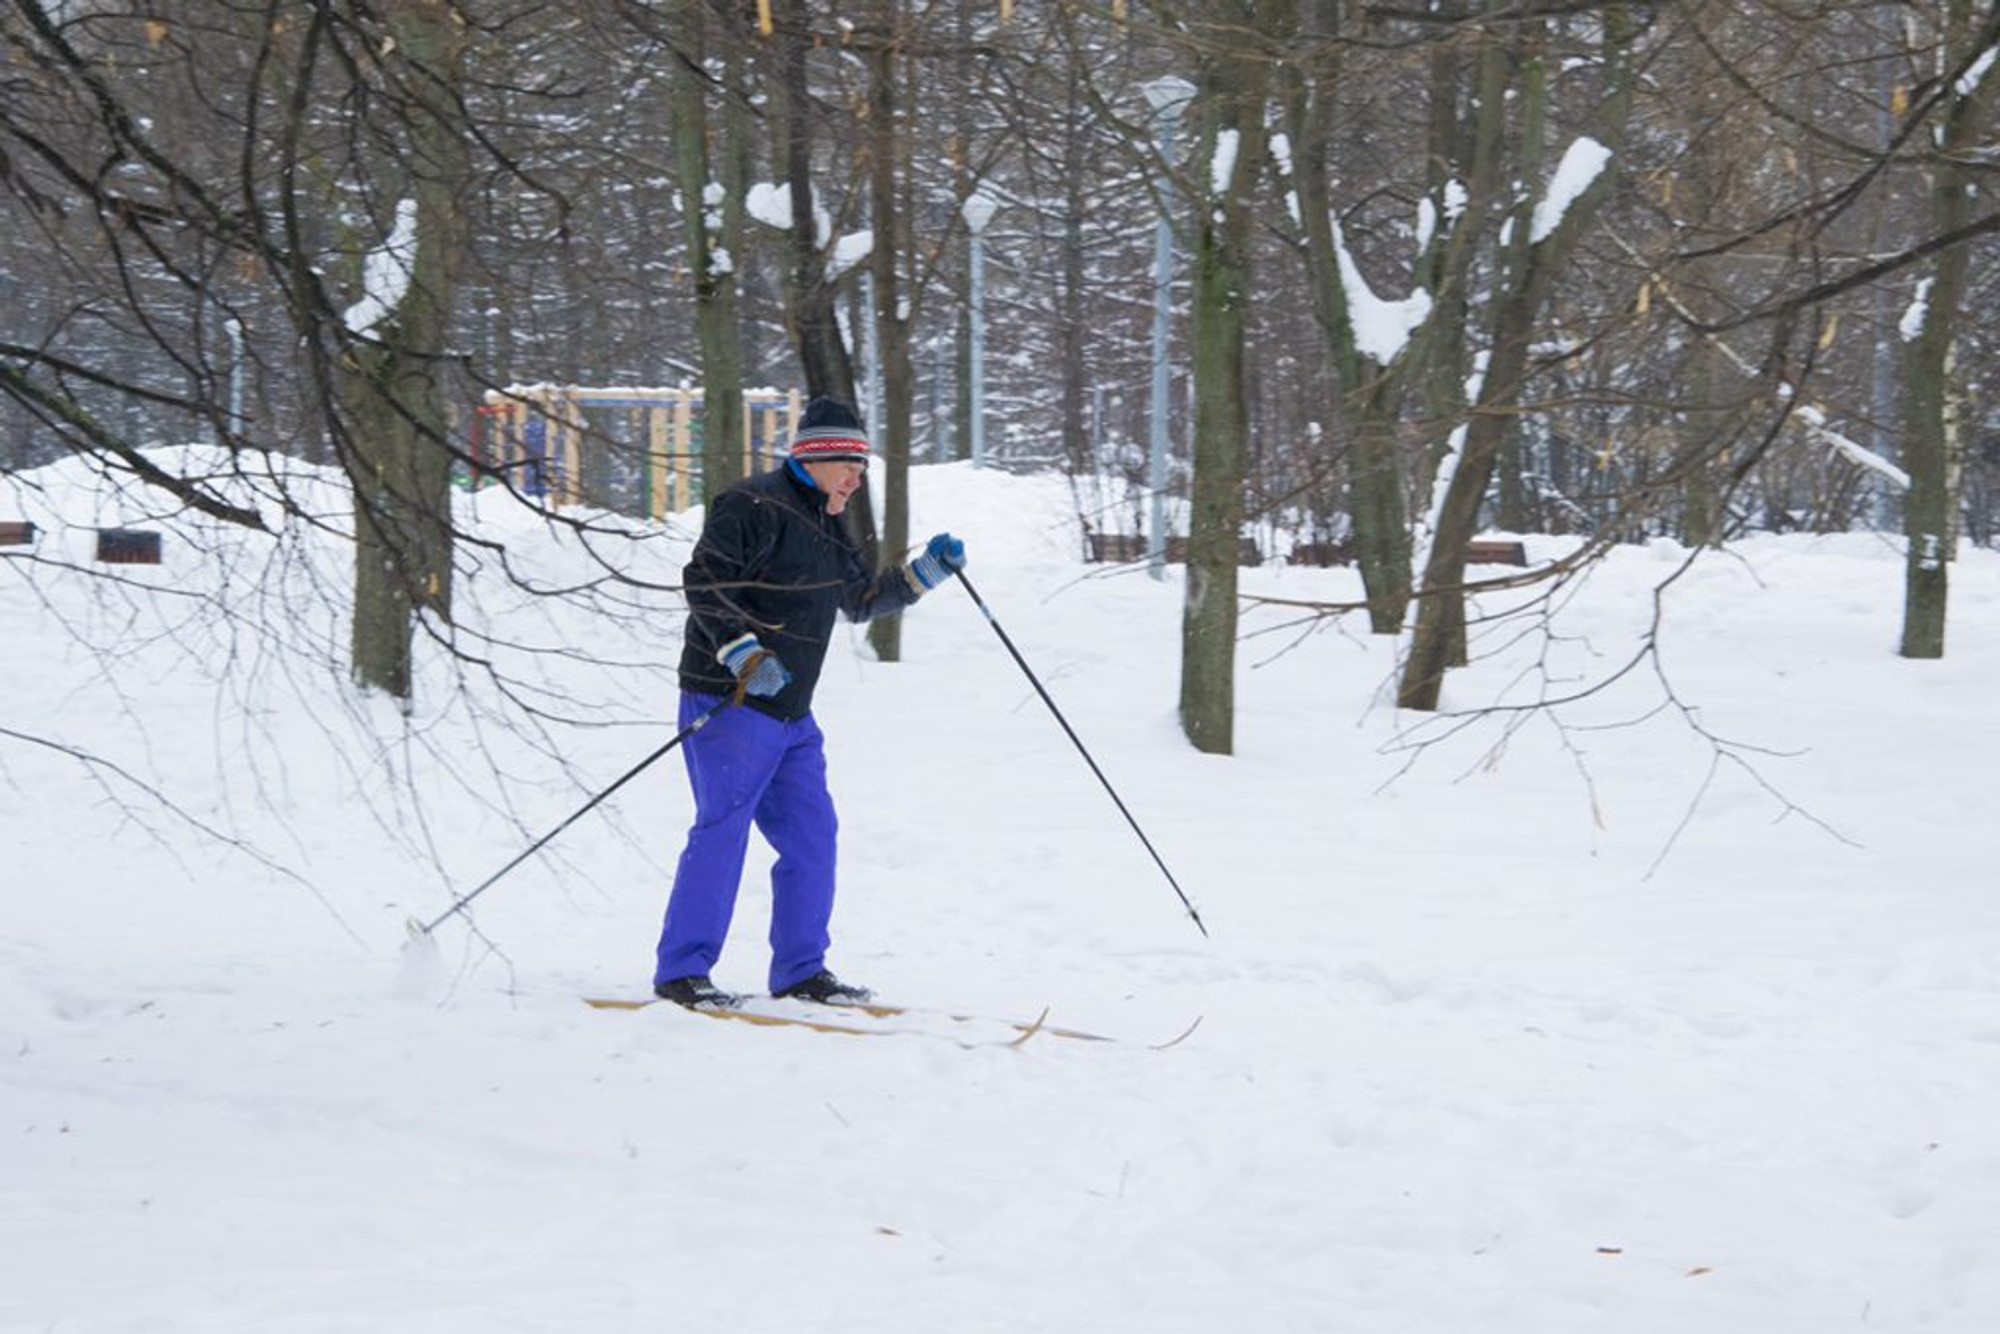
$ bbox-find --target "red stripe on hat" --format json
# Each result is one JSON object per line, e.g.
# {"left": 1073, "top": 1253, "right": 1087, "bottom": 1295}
{"left": 792, "top": 435, "right": 870, "bottom": 457}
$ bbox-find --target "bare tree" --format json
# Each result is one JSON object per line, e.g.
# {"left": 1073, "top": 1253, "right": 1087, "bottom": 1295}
{"left": 661, "top": 0, "right": 751, "bottom": 503}
{"left": 345, "top": 1, "right": 474, "bottom": 699}
{"left": 7, "top": 0, "right": 2000, "bottom": 816}
{"left": 1399, "top": 8, "right": 1640, "bottom": 712}
{"left": 769, "top": 0, "right": 859, "bottom": 405}
{"left": 1176, "top": 2, "right": 1279, "bottom": 755}
{"left": 1899, "top": 0, "right": 2000, "bottom": 658}
{"left": 863, "top": 0, "right": 917, "bottom": 662}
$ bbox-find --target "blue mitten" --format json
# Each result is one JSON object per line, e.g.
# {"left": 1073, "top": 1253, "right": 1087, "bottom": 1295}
{"left": 910, "top": 532, "right": 967, "bottom": 591}
{"left": 717, "top": 634, "right": 793, "bottom": 699}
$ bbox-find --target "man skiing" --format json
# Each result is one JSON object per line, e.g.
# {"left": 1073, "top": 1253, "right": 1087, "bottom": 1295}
{"left": 653, "top": 396, "right": 966, "bottom": 1010}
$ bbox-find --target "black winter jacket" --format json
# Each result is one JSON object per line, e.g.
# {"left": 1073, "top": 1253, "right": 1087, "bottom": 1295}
{"left": 677, "top": 465, "right": 925, "bottom": 720}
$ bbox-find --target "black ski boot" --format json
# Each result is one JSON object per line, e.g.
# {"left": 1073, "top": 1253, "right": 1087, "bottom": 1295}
{"left": 654, "top": 975, "right": 745, "bottom": 1010}
{"left": 773, "top": 970, "right": 873, "bottom": 1005}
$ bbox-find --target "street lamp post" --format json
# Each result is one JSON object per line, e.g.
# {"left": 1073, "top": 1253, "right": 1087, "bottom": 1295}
{"left": 861, "top": 269, "right": 881, "bottom": 431}
{"left": 963, "top": 190, "right": 997, "bottom": 469}
{"left": 1141, "top": 77, "right": 1194, "bottom": 581}
{"left": 225, "top": 315, "right": 245, "bottom": 434}
{"left": 207, "top": 301, "right": 246, "bottom": 450}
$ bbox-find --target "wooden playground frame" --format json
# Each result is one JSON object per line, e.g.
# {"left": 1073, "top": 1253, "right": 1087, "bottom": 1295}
{"left": 470, "top": 386, "right": 803, "bottom": 517}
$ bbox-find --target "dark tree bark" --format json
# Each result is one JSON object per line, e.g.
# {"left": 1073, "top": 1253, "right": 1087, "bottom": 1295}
{"left": 774, "top": 0, "right": 856, "bottom": 405}
{"left": 1178, "top": 4, "right": 1277, "bottom": 756}
{"left": 348, "top": 0, "right": 470, "bottom": 700}
{"left": 1900, "top": 0, "right": 2000, "bottom": 658}
{"left": 1399, "top": 10, "right": 1637, "bottom": 711}
{"left": 670, "top": 0, "right": 747, "bottom": 504}
{"left": 865, "top": 3, "right": 917, "bottom": 663}
{"left": 1277, "top": 0, "right": 1412, "bottom": 634}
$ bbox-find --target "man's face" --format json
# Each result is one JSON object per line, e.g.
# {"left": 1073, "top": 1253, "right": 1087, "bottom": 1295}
{"left": 803, "top": 459, "right": 866, "bottom": 515}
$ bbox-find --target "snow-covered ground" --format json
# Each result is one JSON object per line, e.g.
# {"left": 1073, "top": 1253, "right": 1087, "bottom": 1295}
{"left": 4, "top": 451, "right": 1997, "bottom": 1332}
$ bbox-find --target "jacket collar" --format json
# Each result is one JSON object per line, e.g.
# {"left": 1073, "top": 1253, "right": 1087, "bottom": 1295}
{"left": 783, "top": 457, "right": 833, "bottom": 512}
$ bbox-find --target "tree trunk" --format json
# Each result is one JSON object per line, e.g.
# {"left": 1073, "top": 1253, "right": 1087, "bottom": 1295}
{"left": 1399, "top": 11, "right": 1636, "bottom": 711}
{"left": 947, "top": 0, "right": 976, "bottom": 464}
{"left": 1406, "top": 23, "right": 1506, "bottom": 522}
{"left": 349, "top": 0, "right": 468, "bottom": 701}
{"left": 865, "top": 6, "right": 915, "bottom": 664}
{"left": 1900, "top": 0, "right": 1998, "bottom": 659}
{"left": 1670, "top": 63, "right": 1729, "bottom": 549}
{"left": 1490, "top": 46, "right": 1547, "bottom": 539}
{"left": 1400, "top": 298, "right": 1539, "bottom": 709}
{"left": 1679, "top": 339, "right": 1726, "bottom": 548}
{"left": 1178, "top": 6, "right": 1274, "bottom": 756}
{"left": 1058, "top": 70, "right": 1091, "bottom": 475}
{"left": 774, "top": 0, "right": 856, "bottom": 405}
{"left": 671, "top": 0, "right": 746, "bottom": 504}
{"left": 1402, "top": 34, "right": 1520, "bottom": 684}
{"left": 1277, "top": 14, "right": 1411, "bottom": 635}
{"left": 719, "top": 9, "right": 765, "bottom": 388}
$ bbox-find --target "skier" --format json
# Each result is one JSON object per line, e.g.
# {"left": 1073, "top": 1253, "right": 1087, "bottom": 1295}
{"left": 653, "top": 396, "right": 966, "bottom": 1010}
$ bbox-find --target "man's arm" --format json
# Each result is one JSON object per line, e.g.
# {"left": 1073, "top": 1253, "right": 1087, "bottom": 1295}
{"left": 841, "top": 532, "right": 966, "bottom": 623}
{"left": 684, "top": 490, "right": 775, "bottom": 648}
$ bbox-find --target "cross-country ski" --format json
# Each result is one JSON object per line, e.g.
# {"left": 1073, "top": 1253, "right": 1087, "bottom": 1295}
{"left": 583, "top": 994, "right": 1197, "bottom": 1048}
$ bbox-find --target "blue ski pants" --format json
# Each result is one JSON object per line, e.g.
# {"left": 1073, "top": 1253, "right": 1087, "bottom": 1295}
{"left": 653, "top": 692, "right": 840, "bottom": 994}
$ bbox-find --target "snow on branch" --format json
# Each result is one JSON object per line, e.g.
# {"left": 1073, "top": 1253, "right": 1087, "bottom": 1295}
{"left": 343, "top": 199, "right": 418, "bottom": 334}
{"left": 745, "top": 181, "right": 793, "bottom": 230}
{"left": 1605, "top": 226, "right": 1908, "bottom": 493}
{"left": 1789, "top": 400, "right": 1910, "bottom": 491}
{"left": 745, "top": 179, "right": 866, "bottom": 272}
{"left": 1211, "top": 129, "right": 1240, "bottom": 200}
{"left": 1332, "top": 217, "right": 1432, "bottom": 365}
{"left": 1899, "top": 278, "right": 1933, "bottom": 342}
{"left": 826, "top": 229, "right": 874, "bottom": 282}
{"left": 746, "top": 180, "right": 835, "bottom": 250}
{"left": 1531, "top": 137, "right": 1612, "bottom": 244}
{"left": 1957, "top": 42, "right": 1998, "bottom": 97}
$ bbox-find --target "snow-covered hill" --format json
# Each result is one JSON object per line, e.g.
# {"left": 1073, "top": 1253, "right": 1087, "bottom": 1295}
{"left": 5, "top": 451, "right": 1997, "bottom": 1332}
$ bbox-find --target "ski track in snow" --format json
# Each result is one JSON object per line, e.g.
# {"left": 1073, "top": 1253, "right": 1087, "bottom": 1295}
{"left": 4, "top": 455, "right": 1999, "bottom": 1331}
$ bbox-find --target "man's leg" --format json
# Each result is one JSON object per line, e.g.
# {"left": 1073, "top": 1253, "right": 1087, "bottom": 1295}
{"left": 755, "top": 714, "right": 841, "bottom": 995}
{"left": 654, "top": 695, "right": 788, "bottom": 987}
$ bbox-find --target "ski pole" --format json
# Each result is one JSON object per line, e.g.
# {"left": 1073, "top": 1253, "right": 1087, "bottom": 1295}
{"left": 952, "top": 569, "right": 1208, "bottom": 938}
{"left": 409, "top": 695, "right": 733, "bottom": 939}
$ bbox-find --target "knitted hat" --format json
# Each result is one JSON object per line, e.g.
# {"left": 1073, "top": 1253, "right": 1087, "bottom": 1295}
{"left": 790, "top": 396, "right": 872, "bottom": 463}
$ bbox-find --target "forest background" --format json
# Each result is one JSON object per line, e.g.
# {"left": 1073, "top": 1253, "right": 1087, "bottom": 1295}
{"left": 7, "top": 16, "right": 2000, "bottom": 1326}
{"left": 3, "top": 0, "right": 1998, "bottom": 756}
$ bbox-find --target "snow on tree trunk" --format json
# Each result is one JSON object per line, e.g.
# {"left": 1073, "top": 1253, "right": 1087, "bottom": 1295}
{"left": 670, "top": 0, "right": 746, "bottom": 505}
{"left": 1399, "top": 12, "right": 1637, "bottom": 712}
{"left": 1179, "top": 6, "right": 1275, "bottom": 757}
{"left": 349, "top": 1, "right": 470, "bottom": 702}
{"left": 865, "top": 12, "right": 915, "bottom": 666}
{"left": 1900, "top": 1, "right": 1999, "bottom": 659}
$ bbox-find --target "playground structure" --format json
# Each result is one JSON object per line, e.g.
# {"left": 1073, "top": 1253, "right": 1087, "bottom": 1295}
{"left": 469, "top": 386, "right": 802, "bottom": 517}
